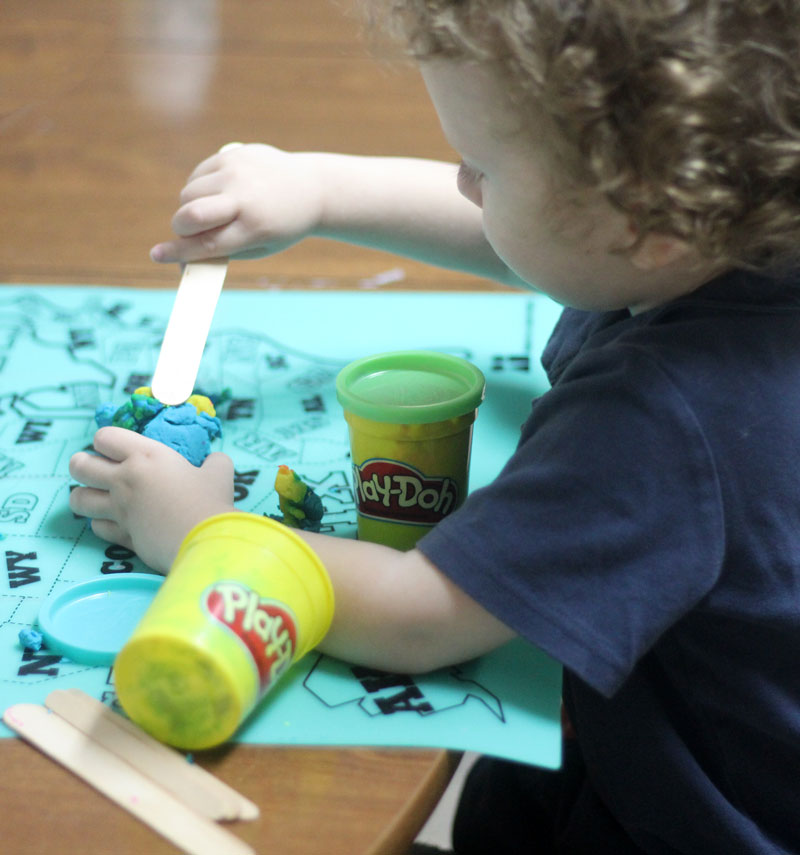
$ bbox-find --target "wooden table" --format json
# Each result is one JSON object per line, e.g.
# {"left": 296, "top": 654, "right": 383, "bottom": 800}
{"left": 0, "top": 1, "right": 497, "bottom": 851}
{"left": 1, "top": 736, "right": 460, "bottom": 855}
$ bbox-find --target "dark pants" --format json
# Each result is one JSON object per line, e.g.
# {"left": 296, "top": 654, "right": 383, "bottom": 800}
{"left": 452, "top": 740, "right": 642, "bottom": 855}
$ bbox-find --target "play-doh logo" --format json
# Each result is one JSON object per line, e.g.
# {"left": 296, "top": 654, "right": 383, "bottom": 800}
{"left": 204, "top": 581, "right": 297, "bottom": 691}
{"left": 352, "top": 459, "right": 459, "bottom": 525}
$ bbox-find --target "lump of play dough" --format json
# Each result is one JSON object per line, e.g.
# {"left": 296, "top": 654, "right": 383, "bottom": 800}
{"left": 95, "top": 386, "right": 222, "bottom": 466}
{"left": 141, "top": 403, "right": 221, "bottom": 466}
{"left": 272, "top": 464, "right": 324, "bottom": 532}
{"left": 95, "top": 389, "right": 162, "bottom": 432}
{"left": 19, "top": 628, "right": 43, "bottom": 651}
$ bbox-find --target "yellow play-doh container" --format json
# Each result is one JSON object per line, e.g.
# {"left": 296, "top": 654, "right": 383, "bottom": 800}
{"left": 336, "top": 351, "right": 485, "bottom": 551}
{"left": 113, "top": 513, "right": 334, "bottom": 750}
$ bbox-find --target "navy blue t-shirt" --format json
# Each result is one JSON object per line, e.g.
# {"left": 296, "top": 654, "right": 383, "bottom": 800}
{"left": 419, "top": 270, "right": 800, "bottom": 854}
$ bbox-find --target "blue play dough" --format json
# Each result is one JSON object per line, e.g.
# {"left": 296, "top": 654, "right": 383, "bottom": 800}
{"left": 141, "top": 404, "right": 221, "bottom": 466}
{"left": 18, "top": 628, "right": 43, "bottom": 651}
{"left": 95, "top": 398, "right": 222, "bottom": 466}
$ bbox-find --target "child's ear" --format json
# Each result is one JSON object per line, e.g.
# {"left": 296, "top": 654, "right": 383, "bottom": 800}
{"left": 629, "top": 232, "right": 694, "bottom": 270}
{"left": 617, "top": 220, "right": 693, "bottom": 270}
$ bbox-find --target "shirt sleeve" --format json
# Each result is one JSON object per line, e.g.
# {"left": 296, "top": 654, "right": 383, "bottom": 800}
{"left": 417, "top": 343, "right": 726, "bottom": 697}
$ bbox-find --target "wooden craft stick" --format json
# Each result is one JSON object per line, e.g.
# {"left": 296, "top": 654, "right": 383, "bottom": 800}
{"left": 151, "top": 257, "right": 228, "bottom": 405}
{"left": 45, "top": 689, "right": 259, "bottom": 822}
{"left": 3, "top": 703, "right": 255, "bottom": 855}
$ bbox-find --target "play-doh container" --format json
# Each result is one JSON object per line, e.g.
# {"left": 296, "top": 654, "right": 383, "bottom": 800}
{"left": 336, "top": 350, "right": 485, "bottom": 550}
{"left": 113, "top": 513, "right": 334, "bottom": 749}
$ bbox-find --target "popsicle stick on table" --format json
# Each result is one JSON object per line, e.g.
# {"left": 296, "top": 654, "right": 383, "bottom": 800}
{"left": 151, "top": 258, "right": 228, "bottom": 405}
{"left": 45, "top": 689, "right": 259, "bottom": 821}
{"left": 3, "top": 701, "right": 255, "bottom": 855}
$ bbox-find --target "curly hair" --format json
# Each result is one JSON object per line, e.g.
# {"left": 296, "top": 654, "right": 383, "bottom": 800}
{"left": 356, "top": 0, "right": 800, "bottom": 272}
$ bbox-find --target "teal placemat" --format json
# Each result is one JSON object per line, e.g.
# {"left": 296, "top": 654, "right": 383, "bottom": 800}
{"left": 0, "top": 285, "right": 563, "bottom": 768}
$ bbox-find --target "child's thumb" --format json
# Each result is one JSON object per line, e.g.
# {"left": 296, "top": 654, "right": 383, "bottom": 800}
{"left": 201, "top": 451, "right": 234, "bottom": 479}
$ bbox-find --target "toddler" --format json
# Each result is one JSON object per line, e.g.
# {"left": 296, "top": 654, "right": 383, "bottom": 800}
{"left": 70, "top": 2, "right": 800, "bottom": 852}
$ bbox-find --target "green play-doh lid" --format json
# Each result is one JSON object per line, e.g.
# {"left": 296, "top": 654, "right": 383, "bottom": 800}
{"left": 336, "top": 350, "right": 486, "bottom": 424}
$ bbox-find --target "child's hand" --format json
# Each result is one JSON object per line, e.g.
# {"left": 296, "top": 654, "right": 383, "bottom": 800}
{"left": 150, "top": 143, "right": 325, "bottom": 263}
{"left": 69, "top": 427, "right": 235, "bottom": 573}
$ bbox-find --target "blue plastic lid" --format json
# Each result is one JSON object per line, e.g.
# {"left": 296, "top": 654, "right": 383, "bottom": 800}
{"left": 37, "top": 573, "right": 163, "bottom": 666}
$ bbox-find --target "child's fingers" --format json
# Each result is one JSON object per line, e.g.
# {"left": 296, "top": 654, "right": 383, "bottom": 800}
{"left": 89, "top": 518, "right": 133, "bottom": 551}
{"left": 200, "top": 452, "right": 236, "bottom": 500}
{"left": 151, "top": 232, "right": 230, "bottom": 264}
{"left": 150, "top": 238, "right": 195, "bottom": 263}
{"left": 91, "top": 426, "right": 157, "bottom": 462}
{"left": 178, "top": 172, "right": 226, "bottom": 206}
{"left": 69, "top": 485, "right": 112, "bottom": 520}
{"left": 201, "top": 451, "right": 234, "bottom": 478}
{"left": 154, "top": 217, "right": 265, "bottom": 263}
{"left": 185, "top": 150, "right": 226, "bottom": 183}
{"left": 172, "top": 194, "right": 239, "bottom": 237}
{"left": 69, "top": 449, "right": 117, "bottom": 488}
{"left": 185, "top": 142, "right": 246, "bottom": 183}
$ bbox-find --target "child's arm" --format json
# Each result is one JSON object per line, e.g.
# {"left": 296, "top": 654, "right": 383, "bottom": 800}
{"left": 150, "top": 144, "right": 527, "bottom": 288}
{"left": 298, "top": 529, "right": 515, "bottom": 673}
{"left": 69, "top": 428, "right": 515, "bottom": 673}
